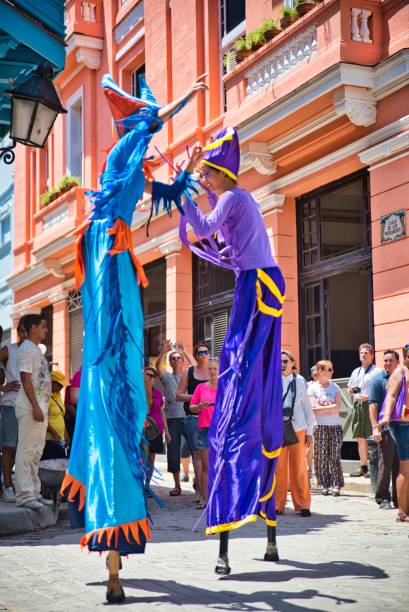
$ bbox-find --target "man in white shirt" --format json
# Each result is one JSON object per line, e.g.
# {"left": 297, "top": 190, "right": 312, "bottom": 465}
{"left": 14, "top": 315, "right": 52, "bottom": 509}
{"left": 347, "top": 343, "right": 382, "bottom": 478}
{"left": 0, "top": 318, "right": 27, "bottom": 502}
{"left": 275, "top": 350, "right": 316, "bottom": 517}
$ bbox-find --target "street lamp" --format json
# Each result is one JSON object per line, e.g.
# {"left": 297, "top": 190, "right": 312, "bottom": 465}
{"left": 0, "top": 61, "right": 66, "bottom": 164}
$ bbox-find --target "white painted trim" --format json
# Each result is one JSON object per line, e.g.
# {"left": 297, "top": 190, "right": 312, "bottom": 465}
{"left": 115, "top": 27, "right": 145, "bottom": 61}
{"left": 66, "top": 33, "right": 104, "bottom": 55}
{"left": 221, "top": 20, "right": 246, "bottom": 50}
{"left": 66, "top": 87, "right": 84, "bottom": 184}
{"left": 358, "top": 130, "right": 409, "bottom": 165}
{"left": 263, "top": 115, "right": 409, "bottom": 192}
{"left": 368, "top": 150, "right": 409, "bottom": 172}
{"left": 267, "top": 110, "right": 339, "bottom": 154}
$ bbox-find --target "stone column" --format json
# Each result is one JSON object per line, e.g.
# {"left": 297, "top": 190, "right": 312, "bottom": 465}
{"left": 160, "top": 240, "right": 193, "bottom": 351}
{"left": 49, "top": 290, "right": 69, "bottom": 377}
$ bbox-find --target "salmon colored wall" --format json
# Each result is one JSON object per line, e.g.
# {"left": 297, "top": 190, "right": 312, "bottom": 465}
{"left": 371, "top": 154, "right": 409, "bottom": 361}
{"left": 52, "top": 299, "right": 70, "bottom": 377}
{"left": 166, "top": 248, "right": 193, "bottom": 350}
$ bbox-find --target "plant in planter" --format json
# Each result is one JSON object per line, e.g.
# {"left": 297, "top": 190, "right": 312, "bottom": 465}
{"left": 246, "top": 29, "right": 266, "bottom": 51}
{"left": 296, "top": 0, "right": 317, "bottom": 18}
{"left": 258, "top": 18, "right": 281, "bottom": 41}
{"left": 280, "top": 6, "right": 298, "bottom": 29}
{"left": 58, "top": 175, "right": 81, "bottom": 194}
{"left": 234, "top": 37, "right": 252, "bottom": 62}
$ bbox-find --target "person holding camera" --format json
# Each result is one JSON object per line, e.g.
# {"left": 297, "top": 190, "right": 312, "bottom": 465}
{"left": 275, "top": 350, "right": 316, "bottom": 517}
{"left": 348, "top": 343, "right": 382, "bottom": 478}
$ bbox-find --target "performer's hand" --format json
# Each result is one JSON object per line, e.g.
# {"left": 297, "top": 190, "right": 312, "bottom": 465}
{"left": 305, "top": 434, "right": 312, "bottom": 449}
{"left": 32, "top": 406, "right": 45, "bottom": 422}
{"left": 186, "top": 143, "right": 203, "bottom": 174}
{"left": 187, "top": 73, "right": 208, "bottom": 98}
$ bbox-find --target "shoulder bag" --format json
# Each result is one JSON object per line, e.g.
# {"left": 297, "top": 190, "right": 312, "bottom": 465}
{"left": 282, "top": 374, "right": 298, "bottom": 447}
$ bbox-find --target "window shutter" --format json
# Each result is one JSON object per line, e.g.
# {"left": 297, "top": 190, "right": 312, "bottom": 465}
{"left": 69, "top": 308, "right": 83, "bottom": 377}
{"left": 212, "top": 309, "right": 230, "bottom": 357}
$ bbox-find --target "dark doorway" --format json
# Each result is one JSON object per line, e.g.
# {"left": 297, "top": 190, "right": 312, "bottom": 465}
{"left": 142, "top": 258, "right": 166, "bottom": 360}
{"left": 298, "top": 171, "right": 373, "bottom": 378}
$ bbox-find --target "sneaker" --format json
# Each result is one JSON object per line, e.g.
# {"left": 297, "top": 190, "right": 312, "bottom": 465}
{"left": 20, "top": 500, "right": 43, "bottom": 510}
{"left": 331, "top": 488, "right": 341, "bottom": 497}
{"left": 181, "top": 475, "right": 189, "bottom": 483}
{"left": 350, "top": 466, "right": 367, "bottom": 477}
{"left": 299, "top": 509, "right": 311, "bottom": 517}
{"left": 37, "top": 497, "right": 54, "bottom": 507}
{"left": 379, "top": 499, "right": 392, "bottom": 509}
{"left": 2, "top": 487, "right": 15, "bottom": 503}
{"left": 322, "top": 488, "right": 329, "bottom": 496}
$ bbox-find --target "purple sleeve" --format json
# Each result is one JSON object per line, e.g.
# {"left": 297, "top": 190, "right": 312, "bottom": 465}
{"left": 183, "top": 191, "right": 235, "bottom": 238}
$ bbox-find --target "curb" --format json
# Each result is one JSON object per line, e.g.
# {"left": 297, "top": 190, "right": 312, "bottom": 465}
{"left": 0, "top": 501, "right": 57, "bottom": 536}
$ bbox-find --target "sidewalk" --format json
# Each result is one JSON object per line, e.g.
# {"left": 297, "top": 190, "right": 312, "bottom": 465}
{"left": 0, "top": 458, "right": 406, "bottom": 612}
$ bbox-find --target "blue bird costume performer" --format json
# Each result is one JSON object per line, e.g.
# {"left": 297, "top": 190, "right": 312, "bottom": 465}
{"left": 61, "top": 73, "right": 203, "bottom": 568}
{"left": 179, "top": 128, "right": 285, "bottom": 535}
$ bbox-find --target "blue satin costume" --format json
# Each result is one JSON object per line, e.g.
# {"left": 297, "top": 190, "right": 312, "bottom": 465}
{"left": 62, "top": 75, "right": 189, "bottom": 553}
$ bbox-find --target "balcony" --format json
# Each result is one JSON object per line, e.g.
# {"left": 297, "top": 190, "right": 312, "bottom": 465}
{"left": 223, "top": 0, "right": 384, "bottom": 122}
{"left": 65, "top": 0, "right": 103, "bottom": 39}
{"left": 32, "top": 186, "right": 90, "bottom": 256}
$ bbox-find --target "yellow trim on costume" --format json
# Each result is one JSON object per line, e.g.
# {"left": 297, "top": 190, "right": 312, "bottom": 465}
{"left": 202, "top": 159, "right": 238, "bottom": 181}
{"left": 262, "top": 445, "right": 282, "bottom": 459}
{"left": 205, "top": 514, "right": 258, "bottom": 535}
{"left": 259, "top": 475, "right": 276, "bottom": 502}
{"left": 257, "top": 268, "right": 286, "bottom": 304}
{"left": 259, "top": 511, "right": 277, "bottom": 527}
{"left": 257, "top": 295, "right": 283, "bottom": 318}
{"left": 203, "top": 127, "right": 234, "bottom": 151}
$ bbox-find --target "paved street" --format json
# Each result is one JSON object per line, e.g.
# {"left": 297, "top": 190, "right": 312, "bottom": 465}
{"left": 0, "top": 461, "right": 407, "bottom": 612}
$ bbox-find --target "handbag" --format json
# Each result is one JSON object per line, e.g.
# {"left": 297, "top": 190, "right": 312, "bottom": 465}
{"left": 144, "top": 415, "right": 161, "bottom": 441}
{"left": 282, "top": 374, "right": 299, "bottom": 447}
{"left": 379, "top": 370, "right": 409, "bottom": 422}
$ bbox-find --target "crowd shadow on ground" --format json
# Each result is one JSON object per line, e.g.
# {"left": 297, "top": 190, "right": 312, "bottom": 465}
{"left": 0, "top": 485, "right": 349, "bottom": 547}
{"left": 86, "top": 559, "right": 387, "bottom": 611}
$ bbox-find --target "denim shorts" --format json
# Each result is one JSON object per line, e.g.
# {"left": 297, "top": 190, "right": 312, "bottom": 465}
{"left": 184, "top": 415, "right": 200, "bottom": 453}
{"left": 389, "top": 421, "right": 409, "bottom": 461}
{"left": 0, "top": 405, "right": 18, "bottom": 447}
{"left": 197, "top": 428, "right": 209, "bottom": 450}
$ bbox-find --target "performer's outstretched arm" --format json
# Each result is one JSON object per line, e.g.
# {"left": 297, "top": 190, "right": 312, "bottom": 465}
{"left": 158, "top": 74, "right": 207, "bottom": 123}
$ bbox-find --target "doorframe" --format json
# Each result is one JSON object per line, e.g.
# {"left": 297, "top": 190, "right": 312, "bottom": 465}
{"left": 296, "top": 170, "right": 373, "bottom": 376}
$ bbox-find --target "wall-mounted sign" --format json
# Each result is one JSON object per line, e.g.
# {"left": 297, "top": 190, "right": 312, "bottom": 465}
{"left": 380, "top": 209, "right": 406, "bottom": 244}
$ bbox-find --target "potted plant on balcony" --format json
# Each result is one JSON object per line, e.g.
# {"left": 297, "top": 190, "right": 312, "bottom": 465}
{"left": 247, "top": 29, "right": 266, "bottom": 51}
{"left": 234, "top": 37, "right": 252, "bottom": 63}
{"left": 58, "top": 175, "right": 80, "bottom": 195}
{"left": 295, "top": 0, "right": 317, "bottom": 17}
{"left": 280, "top": 6, "right": 298, "bottom": 29}
{"left": 258, "top": 18, "right": 281, "bottom": 41}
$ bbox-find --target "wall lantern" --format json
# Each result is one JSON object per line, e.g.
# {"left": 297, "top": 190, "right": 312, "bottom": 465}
{"left": 0, "top": 61, "right": 66, "bottom": 164}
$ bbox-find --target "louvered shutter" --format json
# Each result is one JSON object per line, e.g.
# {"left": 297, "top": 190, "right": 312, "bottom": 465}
{"left": 212, "top": 309, "right": 230, "bottom": 357}
{"left": 69, "top": 308, "right": 83, "bottom": 377}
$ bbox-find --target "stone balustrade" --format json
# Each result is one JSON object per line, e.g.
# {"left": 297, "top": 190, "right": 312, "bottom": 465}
{"left": 351, "top": 7, "right": 372, "bottom": 44}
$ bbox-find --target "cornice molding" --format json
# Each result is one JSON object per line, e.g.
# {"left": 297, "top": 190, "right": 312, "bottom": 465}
{"left": 66, "top": 33, "right": 104, "bottom": 71}
{"left": 333, "top": 85, "right": 377, "bottom": 127}
{"left": 358, "top": 130, "right": 409, "bottom": 165}
{"left": 240, "top": 141, "right": 277, "bottom": 176}
{"left": 159, "top": 239, "right": 182, "bottom": 256}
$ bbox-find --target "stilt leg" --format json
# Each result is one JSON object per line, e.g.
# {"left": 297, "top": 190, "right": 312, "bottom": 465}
{"left": 106, "top": 551, "right": 125, "bottom": 603}
{"left": 264, "top": 525, "right": 279, "bottom": 562}
{"left": 215, "top": 531, "right": 231, "bottom": 575}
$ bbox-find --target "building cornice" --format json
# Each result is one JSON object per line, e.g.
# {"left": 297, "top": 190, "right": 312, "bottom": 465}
{"left": 262, "top": 115, "right": 409, "bottom": 192}
{"left": 66, "top": 33, "right": 104, "bottom": 70}
{"left": 358, "top": 130, "right": 409, "bottom": 165}
{"left": 238, "top": 49, "right": 409, "bottom": 148}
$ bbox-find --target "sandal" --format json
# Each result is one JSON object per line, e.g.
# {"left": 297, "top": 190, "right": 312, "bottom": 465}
{"left": 396, "top": 510, "right": 409, "bottom": 522}
{"left": 197, "top": 502, "right": 206, "bottom": 510}
{"left": 106, "top": 575, "right": 125, "bottom": 604}
{"left": 169, "top": 488, "right": 181, "bottom": 496}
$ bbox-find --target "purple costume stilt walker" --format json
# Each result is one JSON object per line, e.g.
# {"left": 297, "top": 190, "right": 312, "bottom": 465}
{"left": 179, "top": 127, "right": 285, "bottom": 535}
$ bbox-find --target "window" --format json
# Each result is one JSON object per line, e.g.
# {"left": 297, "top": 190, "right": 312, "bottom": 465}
{"left": 221, "top": 0, "right": 245, "bottom": 40}
{"left": 0, "top": 216, "right": 11, "bottom": 247}
{"left": 131, "top": 64, "right": 146, "bottom": 98}
{"left": 66, "top": 90, "right": 83, "bottom": 182}
{"left": 141, "top": 259, "right": 166, "bottom": 358}
{"left": 284, "top": 0, "right": 296, "bottom": 7}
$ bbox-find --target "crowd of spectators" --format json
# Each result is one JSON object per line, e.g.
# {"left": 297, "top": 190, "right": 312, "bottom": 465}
{"left": 1, "top": 320, "right": 408, "bottom": 524}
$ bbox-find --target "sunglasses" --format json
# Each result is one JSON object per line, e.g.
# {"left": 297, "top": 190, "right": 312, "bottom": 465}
{"left": 144, "top": 372, "right": 155, "bottom": 379}
{"left": 197, "top": 350, "right": 210, "bottom": 356}
{"left": 281, "top": 359, "right": 289, "bottom": 364}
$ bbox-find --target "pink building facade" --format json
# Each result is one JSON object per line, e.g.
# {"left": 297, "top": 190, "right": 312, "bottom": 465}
{"left": 9, "top": 0, "right": 409, "bottom": 380}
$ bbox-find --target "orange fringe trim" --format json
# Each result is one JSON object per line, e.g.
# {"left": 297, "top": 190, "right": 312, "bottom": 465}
{"left": 107, "top": 218, "right": 148, "bottom": 288}
{"left": 60, "top": 472, "right": 86, "bottom": 512}
{"left": 80, "top": 517, "right": 151, "bottom": 549}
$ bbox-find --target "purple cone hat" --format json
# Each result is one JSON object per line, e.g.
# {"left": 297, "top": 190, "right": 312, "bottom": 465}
{"left": 202, "top": 126, "right": 240, "bottom": 181}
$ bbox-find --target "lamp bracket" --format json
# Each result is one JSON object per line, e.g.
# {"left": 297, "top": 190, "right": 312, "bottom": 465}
{"left": 0, "top": 141, "right": 16, "bottom": 164}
